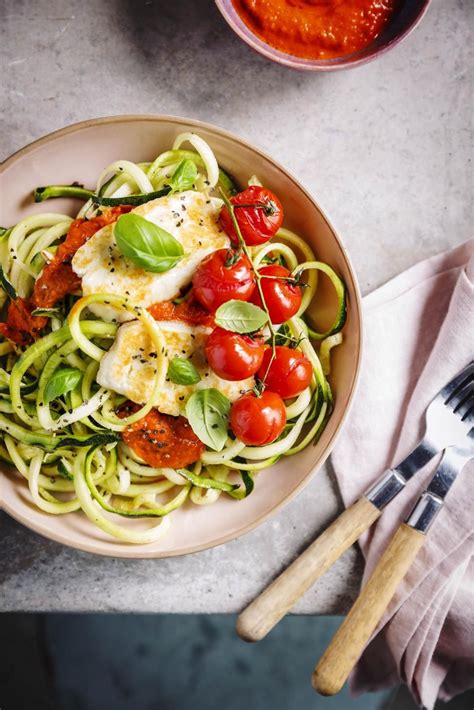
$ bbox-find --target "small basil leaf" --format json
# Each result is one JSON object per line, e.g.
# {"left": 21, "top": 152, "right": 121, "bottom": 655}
{"left": 114, "top": 213, "right": 184, "bottom": 273}
{"left": 214, "top": 300, "right": 268, "bottom": 334}
{"left": 185, "top": 388, "right": 231, "bottom": 452}
{"left": 44, "top": 368, "right": 83, "bottom": 404}
{"left": 168, "top": 357, "right": 201, "bottom": 385}
{"left": 169, "top": 159, "right": 198, "bottom": 193}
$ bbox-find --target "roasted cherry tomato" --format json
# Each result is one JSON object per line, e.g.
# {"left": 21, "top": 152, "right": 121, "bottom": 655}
{"left": 250, "top": 264, "right": 302, "bottom": 323}
{"left": 219, "top": 186, "right": 284, "bottom": 247}
{"left": 205, "top": 327, "right": 265, "bottom": 381}
{"left": 230, "top": 390, "right": 286, "bottom": 446}
{"left": 193, "top": 249, "right": 256, "bottom": 312}
{"left": 258, "top": 346, "right": 312, "bottom": 399}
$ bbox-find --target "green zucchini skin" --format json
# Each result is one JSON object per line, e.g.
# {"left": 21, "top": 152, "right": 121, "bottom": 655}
{"left": 33, "top": 167, "right": 236, "bottom": 209}
{"left": 33, "top": 185, "right": 95, "bottom": 202}
{"left": 294, "top": 261, "right": 347, "bottom": 340}
{"left": 0, "top": 266, "right": 17, "bottom": 299}
{"left": 218, "top": 168, "right": 238, "bottom": 196}
{"left": 0, "top": 413, "right": 118, "bottom": 450}
{"left": 91, "top": 187, "right": 171, "bottom": 207}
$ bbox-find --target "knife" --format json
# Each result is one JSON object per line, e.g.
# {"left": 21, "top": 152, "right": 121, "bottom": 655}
{"left": 312, "top": 431, "right": 474, "bottom": 696}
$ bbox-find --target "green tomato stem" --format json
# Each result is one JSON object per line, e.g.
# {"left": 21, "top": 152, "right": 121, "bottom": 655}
{"left": 219, "top": 190, "right": 277, "bottom": 392}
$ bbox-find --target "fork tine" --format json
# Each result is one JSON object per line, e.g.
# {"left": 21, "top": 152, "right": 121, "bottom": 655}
{"left": 439, "top": 361, "right": 474, "bottom": 404}
{"left": 457, "top": 400, "right": 474, "bottom": 421}
{"left": 461, "top": 406, "right": 474, "bottom": 425}
{"left": 446, "top": 380, "right": 474, "bottom": 414}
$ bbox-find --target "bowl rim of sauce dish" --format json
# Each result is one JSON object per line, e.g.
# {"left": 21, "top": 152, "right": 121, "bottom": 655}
{"left": 0, "top": 114, "right": 362, "bottom": 559}
{"left": 215, "top": 0, "right": 432, "bottom": 72}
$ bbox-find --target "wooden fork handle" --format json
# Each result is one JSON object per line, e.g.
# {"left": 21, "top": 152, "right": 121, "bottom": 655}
{"left": 312, "top": 523, "right": 426, "bottom": 696}
{"left": 236, "top": 496, "right": 380, "bottom": 642}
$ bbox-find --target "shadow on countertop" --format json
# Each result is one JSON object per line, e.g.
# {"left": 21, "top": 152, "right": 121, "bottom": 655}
{"left": 113, "top": 0, "right": 324, "bottom": 119}
{"left": 1, "top": 613, "right": 473, "bottom": 710}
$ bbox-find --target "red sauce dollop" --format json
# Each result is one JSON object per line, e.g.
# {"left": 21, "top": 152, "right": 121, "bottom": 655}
{"left": 232, "top": 0, "right": 400, "bottom": 60}
{"left": 119, "top": 403, "right": 205, "bottom": 469}
{"left": 148, "top": 293, "right": 214, "bottom": 328}
{"left": 0, "top": 297, "right": 47, "bottom": 345}
{"left": 33, "top": 206, "right": 132, "bottom": 309}
{"left": 0, "top": 207, "right": 131, "bottom": 345}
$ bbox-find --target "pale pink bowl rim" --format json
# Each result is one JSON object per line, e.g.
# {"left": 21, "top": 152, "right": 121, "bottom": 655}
{"left": 215, "top": 0, "right": 432, "bottom": 72}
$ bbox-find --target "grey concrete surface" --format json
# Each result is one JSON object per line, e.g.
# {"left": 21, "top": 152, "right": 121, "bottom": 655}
{"left": 0, "top": 0, "right": 472, "bottom": 613}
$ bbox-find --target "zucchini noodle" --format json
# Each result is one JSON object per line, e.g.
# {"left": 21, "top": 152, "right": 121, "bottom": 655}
{"left": 0, "top": 132, "right": 346, "bottom": 545}
{"left": 276, "top": 228, "right": 318, "bottom": 315}
{"left": 96, "top": 160, "right": 154, "bottom": 196}
{"left": 5, "top": 215, "right": 72, "bottom": 299}
{"left": 171, "top": 133, "right": 220, "bottom": 187}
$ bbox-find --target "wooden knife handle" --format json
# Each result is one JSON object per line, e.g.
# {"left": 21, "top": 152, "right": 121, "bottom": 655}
{"left": 312, "top": 523, "right": 425, "bottom": 696}
{"left": 236, "top": 496, "right": 380, "bottom": 642}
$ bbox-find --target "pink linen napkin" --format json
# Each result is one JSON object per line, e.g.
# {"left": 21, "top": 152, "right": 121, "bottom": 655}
{"left": 331, "top": 239, "right": 474, "bottom": 709}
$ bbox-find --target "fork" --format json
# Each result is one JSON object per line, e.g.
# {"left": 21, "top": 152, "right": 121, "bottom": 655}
{"left": 236, "top": 361, "right": 474, "bottom": 643}
{"left": 312, "top": 431, "right": 474, "bottom": 695}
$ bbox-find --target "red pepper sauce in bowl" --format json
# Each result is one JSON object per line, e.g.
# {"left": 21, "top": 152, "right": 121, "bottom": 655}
{"left": 232, "top": 0, "right": 401, "bottom": 60}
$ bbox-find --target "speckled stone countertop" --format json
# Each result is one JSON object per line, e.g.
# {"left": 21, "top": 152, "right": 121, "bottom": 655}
{"left": 0, "top": 0, "right": 471, "bottom": 613}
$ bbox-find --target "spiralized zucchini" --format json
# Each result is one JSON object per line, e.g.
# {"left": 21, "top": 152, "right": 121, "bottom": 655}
{"left": 0, "top": 132, "right": 346, "bottom": 544}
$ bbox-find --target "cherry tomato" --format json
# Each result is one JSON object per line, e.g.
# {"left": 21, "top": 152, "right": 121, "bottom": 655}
{"left": 192, "top": 249, "right": 256, "bottom": 312}
{"left": 219, "top": 186, "right": 284, "bottom": 247}
{"left": 205, "top": 327, "right": 265, "bottom": 381}
{"left": 230, "top": 390, "right": 286, "bottom": 446}
{"left": 250, "top": 264, "right": 302, "bottom": 323}
{"left": 258, "top": 346, "right": 312, "bottom": 399}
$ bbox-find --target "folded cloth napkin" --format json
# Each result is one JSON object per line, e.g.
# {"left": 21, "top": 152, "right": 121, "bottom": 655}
{"left": 331, "top": 239, "right": 474, "bottom": 709}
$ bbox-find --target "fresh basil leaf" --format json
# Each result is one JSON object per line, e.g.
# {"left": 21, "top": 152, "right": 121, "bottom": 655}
{"left": 44, "top": 368, "right": 83, "bottom": 404}
{"left": 169, "top": 159, "right": 198, "bottom": 193}
{"left": 185, "top": 388, "right": 231, "bottom": 452}
{"left": 0, "top": 266, "right": 17, "bottom": 300}
{"left": 214, "top": 300, "right": 268, "bottom": 334}
{"left": 168, "top": 356, "right": 201, "bottom": 385}
{"left": 114, "top": 213, "right": 184, "bottom": 273}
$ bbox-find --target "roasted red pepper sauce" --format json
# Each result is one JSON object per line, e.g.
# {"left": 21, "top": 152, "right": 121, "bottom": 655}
{"left": 0, "top": 298, "right": 47, "bottom": 345}
{"left": 147, "top": 293, "right": 214, "bottom": 328}
{"left": 33, "top": 206, "right": 132, "bottom": 309}
{"left": 119, "top": 403, "right": 205, "bottom": 469}
{"left": 0, "top": 207, "right": 131, "bottom": 345}
{"left": 232, "top": 0, "right": 401, "bottom": 60}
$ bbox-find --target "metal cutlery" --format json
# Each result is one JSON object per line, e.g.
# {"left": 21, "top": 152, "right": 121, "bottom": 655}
{"left": 312, "top": 430, "right": 474, "bottom": 695}
{"left": 236, "top": 361, "right": 474, "bottom": 644}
